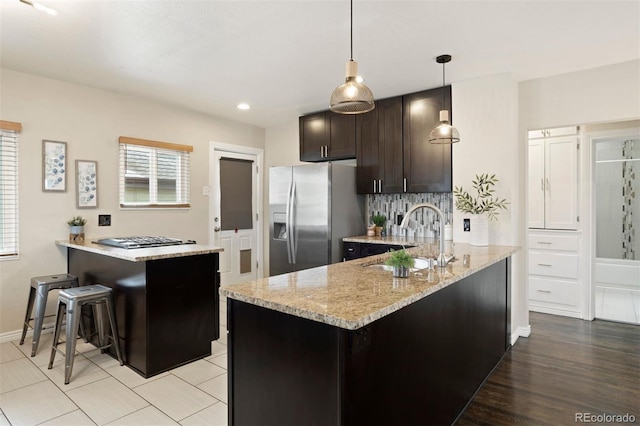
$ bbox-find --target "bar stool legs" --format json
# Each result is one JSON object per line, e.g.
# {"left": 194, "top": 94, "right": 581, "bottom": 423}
{"left": 48, "top": 285, "right": 124, "bottom": 384}
{"left": 20, "top": 274, "right": 79, "bottom": 357}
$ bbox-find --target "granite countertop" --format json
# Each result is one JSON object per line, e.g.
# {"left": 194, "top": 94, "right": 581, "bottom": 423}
{"left": 221, "top": 238, "right": 519, "bottom": 330}
{"left": 56, "top": 239, "right": 223, "bottom": 262}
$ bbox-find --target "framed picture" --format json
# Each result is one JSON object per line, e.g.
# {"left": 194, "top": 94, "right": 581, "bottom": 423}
{"left": 42, "top": 140, "right": 67, "bottom": 192}
{"left": 75, "top": 160, "right": 98, "bottom": 208}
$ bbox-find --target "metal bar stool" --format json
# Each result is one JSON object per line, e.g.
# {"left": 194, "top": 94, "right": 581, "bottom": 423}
{"left": 20, "top": 274, "right": 80, "bottom": 357}
{"left": 48, "top": 284, "right": 124, "bottom": 384}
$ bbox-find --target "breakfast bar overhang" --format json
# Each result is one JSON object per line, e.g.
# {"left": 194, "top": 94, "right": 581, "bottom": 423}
{"left": 56, "top": 240, "right": 223, "bottom": 378}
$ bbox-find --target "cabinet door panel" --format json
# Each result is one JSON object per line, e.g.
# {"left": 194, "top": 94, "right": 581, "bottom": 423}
{"left": 403, "top": 88, "right": 452, "bottom": 193}
{"left": 545, "top": 136, "right": 578, "bottom": 229}
{"left": 378, "top": 97, "right": 404, "bottom": 193}
{"left": 528, "top": 140, "right": 546, "bottom": 228}
{"left": 327, "top": 112, "right": 356, "bottom": 159}
{"left": 356, "top": 107, "right": 379, "bottom": 194}
{"left": 299, "top": 113, "right": 327, "bottom": 162}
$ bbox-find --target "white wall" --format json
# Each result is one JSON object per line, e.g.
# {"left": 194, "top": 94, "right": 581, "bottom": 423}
{"left": 0, "top": 69, "right": 264, "bottom": 335}
{"left": 451, "top": 73, "right": 527, "bottom": 344}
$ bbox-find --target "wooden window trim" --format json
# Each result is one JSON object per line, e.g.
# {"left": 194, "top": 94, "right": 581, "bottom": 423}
{"left": 0, "top": 121, "right": 22, "bottom": 132}
{"left": 119, "top": 136, "right": 193, "bottom": 153}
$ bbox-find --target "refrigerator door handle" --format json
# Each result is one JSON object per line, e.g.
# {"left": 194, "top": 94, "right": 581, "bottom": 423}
{"left": 290, "top": 181, "right": 297, "bottom": 264}
{"left": 285, "top": 180, "right": 294, "bottom": 264}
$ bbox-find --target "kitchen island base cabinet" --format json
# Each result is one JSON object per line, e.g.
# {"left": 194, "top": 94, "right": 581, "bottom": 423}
{"left": 228, "top": 259, "right": 510, "bottom": 425}
{"left": 68, "top": 248, "right": 220, "bottom": 378}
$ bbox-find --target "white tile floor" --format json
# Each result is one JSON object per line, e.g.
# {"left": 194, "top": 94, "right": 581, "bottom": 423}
{"left": 0, "top": 298, "right": 229, "bottom": 426}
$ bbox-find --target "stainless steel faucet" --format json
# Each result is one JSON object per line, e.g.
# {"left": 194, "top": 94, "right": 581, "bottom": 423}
{"left": 400, "top": 203, "right": 454, "bottom": 267}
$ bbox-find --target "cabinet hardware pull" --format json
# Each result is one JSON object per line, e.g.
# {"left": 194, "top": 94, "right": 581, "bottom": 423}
{"left": 373, "top": 180, "right": 377, "bottom": 193}
{"left": 320, "top": 147, "right": 324, "bottom": 158}
{"left": 546, "top": 178, "right": 550, "bottom": 190}
{"left": 537, "top": 289, "right": 552, "bottom": 293}
{"left": 538, "top": 241, "right": 552, "bottom": 245}
{"left": 541, "top": 178, "right": 544, "bottom": 191}
{"left": 537, "top": 263, "right": 552, "bottom": 267}
{"left": 378, "top": 179, "right": 382, "bottom": 192}
{"left": 403, "top": 178, "right": 407, "bottom": 192}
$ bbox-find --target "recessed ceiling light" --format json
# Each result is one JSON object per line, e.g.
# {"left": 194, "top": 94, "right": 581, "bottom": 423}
{"left": 237, "top": 103, "right": 250, "bottom": 110}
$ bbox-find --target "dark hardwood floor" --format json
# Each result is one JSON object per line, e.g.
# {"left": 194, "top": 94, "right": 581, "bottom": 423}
{"left": 456, "top": 312, "right": 640, "bottom": 426}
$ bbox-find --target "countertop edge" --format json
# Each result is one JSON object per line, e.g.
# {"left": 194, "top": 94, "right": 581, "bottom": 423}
{"left": 222, "top": 245, "right": 518, "bottom": 330}
{"left": 56, "top": 240, "right": 224, "bottom": 262}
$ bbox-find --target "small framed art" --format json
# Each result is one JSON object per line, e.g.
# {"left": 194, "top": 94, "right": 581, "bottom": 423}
{"left": 75, "top": 160, "right": 98, "bottom": 208}
{"left": 42, "top": 140, "right": 67, "bottom": 192}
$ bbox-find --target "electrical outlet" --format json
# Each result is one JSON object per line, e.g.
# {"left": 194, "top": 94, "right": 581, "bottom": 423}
{"left": 463, "top": 218, "right": 470, "bottom": 232}
{"left": 98, "top": 214, "right": 111, "bottom": 226}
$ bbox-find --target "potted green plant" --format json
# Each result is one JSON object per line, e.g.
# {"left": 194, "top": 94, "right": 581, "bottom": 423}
{"left": 371, "top": 214, "right": 387, "bottom": 236}
{"left": 67, "top": 216, "right": 87, "bottom": 242}
{"left": 453, "top": 173, "right": 508, "bottom": 246}
{"left": 385, "top": 249, "right": 415, "bottom": 278}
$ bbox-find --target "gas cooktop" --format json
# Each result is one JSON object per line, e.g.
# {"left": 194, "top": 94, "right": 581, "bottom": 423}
{"left": 95, "top": 236, "right": 195, "bottom": 249}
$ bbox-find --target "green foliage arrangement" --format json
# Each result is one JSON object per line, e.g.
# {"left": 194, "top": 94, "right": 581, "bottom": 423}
{"left": 385, "top": 249, "right": 415, "bottom": 268}
{"left": 371, "top": 214, "right": 387, "bottom": 227}
{"left": 453, "top": 173, "right": 509, "bottom": 221}
{"left": 66, "top": 216, "right": 87, "bottom": 226}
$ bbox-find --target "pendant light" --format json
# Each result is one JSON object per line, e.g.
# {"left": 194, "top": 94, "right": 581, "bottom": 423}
{"left": 429, "top": 54, "right": 460, "bottom": 144}
{"left": 329, "top": 0, "right": 375, "bottom": 114}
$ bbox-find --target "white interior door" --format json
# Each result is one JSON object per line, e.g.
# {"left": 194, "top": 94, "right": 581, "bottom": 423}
{"left": 210, "top": 146, "right": 260, "bottom": 286}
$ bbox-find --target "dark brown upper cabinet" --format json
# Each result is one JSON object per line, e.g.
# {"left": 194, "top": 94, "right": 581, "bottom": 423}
{"left": 355, "top": 86, "right": 452, "bottom": 194}
{"left": 299, "top": 111, "right": 356, "bottom": 162}
{"left": 403, "top": 87, "right": 452, "bottom": 193}
{"left": 356, "top": 97, "right": 404, "bottom": 194}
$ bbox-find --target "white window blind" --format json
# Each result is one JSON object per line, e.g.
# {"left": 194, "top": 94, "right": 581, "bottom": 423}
{"left": 0, "top": 121, "right": 21, "bottom": 258}
{"left": 118, "top": 136, "right": 192, "bottom": 208}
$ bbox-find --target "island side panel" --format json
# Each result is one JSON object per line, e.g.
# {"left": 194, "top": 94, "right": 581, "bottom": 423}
{"left": 228, "top": 300, "right": 342, "bottom": 426}
{"left": 145, "top": 253, "right": 219, "bottom": 375}
{"left": 342, "top": 259, "right": 509, "bottom": 426}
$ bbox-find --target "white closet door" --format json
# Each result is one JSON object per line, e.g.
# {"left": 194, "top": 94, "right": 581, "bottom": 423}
{"left": 545, "top": 136, "right": 578, "bottom": 229}
{"left": 528, "top": 140, "right": 546, "bottom": 228}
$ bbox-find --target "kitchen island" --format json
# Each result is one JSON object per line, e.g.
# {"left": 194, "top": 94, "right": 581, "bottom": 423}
{"left": 222, "top": 239, "right": 518, "bottom": 425}
{"left": 56, "top": 239, "right": 223, "bottom": 378}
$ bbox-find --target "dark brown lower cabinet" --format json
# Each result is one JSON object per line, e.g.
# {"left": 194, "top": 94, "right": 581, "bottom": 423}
{"left": 67, "top": 248, "right": 220, "bottom": 378}
{"left": 228, "top": 258, "right": 511, "bottom": 425}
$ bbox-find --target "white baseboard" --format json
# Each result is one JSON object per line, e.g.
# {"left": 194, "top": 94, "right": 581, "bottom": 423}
{"left": 0, "top": 321, "right": 56, "bottom": 344}
{"left": 510, "top": 324, "right": 531, "bottom": 345}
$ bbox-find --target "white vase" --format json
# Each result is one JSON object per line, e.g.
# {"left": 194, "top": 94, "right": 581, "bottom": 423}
{"left": 470, "top": 215, "right": 489, "bottom": 246}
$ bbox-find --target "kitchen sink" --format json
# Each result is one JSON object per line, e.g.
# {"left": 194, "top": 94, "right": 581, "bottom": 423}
{"left": 365, "top": 257, "right": 436, "bottom": 272}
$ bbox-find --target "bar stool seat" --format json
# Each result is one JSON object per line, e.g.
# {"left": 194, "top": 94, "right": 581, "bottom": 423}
{"left": 48, "top": 284, "right": 124, "bottom": 384}
{"left": 20, "top": 274, "right": 80, "bottom": 357}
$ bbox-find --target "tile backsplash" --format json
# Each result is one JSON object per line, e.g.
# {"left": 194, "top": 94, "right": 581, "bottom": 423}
{"left": 367, "top": 193, "right": 453, "bottom": 238}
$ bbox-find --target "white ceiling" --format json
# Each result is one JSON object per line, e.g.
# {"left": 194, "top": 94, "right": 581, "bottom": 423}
{"left": 1, "top": 0, "right": 639, "bottom": 128}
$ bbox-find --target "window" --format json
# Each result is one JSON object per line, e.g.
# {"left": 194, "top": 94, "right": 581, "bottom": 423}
{"left": 119, "top": 136, "right": 192, "bottom": 208}
{"left": 0, "top": 120, "right": 21, "bottom": 258}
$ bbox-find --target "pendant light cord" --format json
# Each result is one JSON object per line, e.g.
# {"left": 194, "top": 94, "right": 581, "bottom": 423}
{"left": 442, "top": 61, "right": 446, "bottom": 111}
{"left": 350, "top": 0, "right": 353, "bottom": 61}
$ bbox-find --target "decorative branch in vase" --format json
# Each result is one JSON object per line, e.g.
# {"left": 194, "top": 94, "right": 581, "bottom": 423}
{"left": 453, "top": 173, "right": 508, "bottom": 246}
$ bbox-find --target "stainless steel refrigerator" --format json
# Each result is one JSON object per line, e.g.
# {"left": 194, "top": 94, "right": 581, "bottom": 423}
{"left": 269, "top": 163, "right": 365, "bottom": 276}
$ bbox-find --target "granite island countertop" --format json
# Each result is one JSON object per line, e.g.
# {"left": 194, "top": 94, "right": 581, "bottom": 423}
{"left": 221, "top": 239, "right": 519, "bottom": 330}
{"left": 56, "top": 239, "right": 223, "bottom": 262}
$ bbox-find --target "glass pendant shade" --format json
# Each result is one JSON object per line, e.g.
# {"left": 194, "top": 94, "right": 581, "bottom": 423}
{"left": 429, "top": 110, "right": 460, "bottom": 144}
{"left": 330, "top": 60, "right": 375, "bottom": 114}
